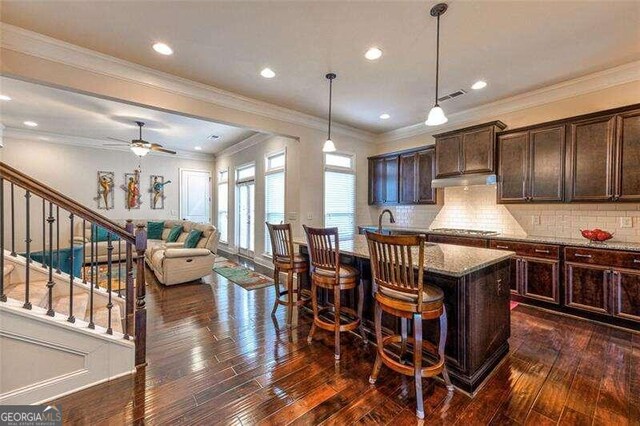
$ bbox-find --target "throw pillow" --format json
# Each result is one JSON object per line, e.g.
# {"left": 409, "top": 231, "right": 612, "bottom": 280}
{"left": 166, "top": 225, "right": 183, "bottom": 242}
{"left": 147, "top": 221, "right": 165, "bottom": 240}
{"left": 183, "top": 230, "right": 203, "bottom": 248}
{"left": 91, "top": 225, "right": 119, "bottom": 242}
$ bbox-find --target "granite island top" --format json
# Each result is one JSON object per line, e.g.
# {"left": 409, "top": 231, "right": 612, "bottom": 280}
{"left": 294, "top": 234, "right": 514, "bottom": 278}
{"left": 358, "top": 225, "right": 640, "bottom": 253}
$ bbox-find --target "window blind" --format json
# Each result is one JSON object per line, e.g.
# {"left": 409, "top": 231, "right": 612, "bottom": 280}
{"left": 264, "top": 171, "right": 285, "bottom": 254}
{"left": 217, "top": 182, "right": 228, "bottom": 243}
{"left": 324, "top": 170, "right": 356, "bottom": 241}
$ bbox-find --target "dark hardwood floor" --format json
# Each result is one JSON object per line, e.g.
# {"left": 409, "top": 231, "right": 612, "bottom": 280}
{"left": 52, "top": 265, "right": 640, "bottom": 425}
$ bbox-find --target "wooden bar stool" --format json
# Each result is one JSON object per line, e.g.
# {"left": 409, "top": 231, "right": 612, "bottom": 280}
{"left": 365, "top": 231, "right": 453, "bottom": 419}
{"left": 267, "top": 223, "right": 310, "bottom": 328}
{"left": 303, "top": 225, "right": 367, "bottom": 361}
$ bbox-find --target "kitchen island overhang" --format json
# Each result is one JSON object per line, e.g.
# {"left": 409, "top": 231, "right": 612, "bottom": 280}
{"left": 294, "top": 235, "right": 515, "bottom": 395}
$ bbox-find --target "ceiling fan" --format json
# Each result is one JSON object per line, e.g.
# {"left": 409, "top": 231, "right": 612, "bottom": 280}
{"left": 105, "top": 121, "right": 176, "bottom": 156}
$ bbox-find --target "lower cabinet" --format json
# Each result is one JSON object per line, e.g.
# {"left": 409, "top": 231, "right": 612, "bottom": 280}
{"left": 565, "top": 262, "right": 610, "bottom": 314}
{"left": 613, "top": 269, "right": 640, "bottom": 322}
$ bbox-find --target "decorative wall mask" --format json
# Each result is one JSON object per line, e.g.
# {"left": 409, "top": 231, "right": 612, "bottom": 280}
{"left": 121, "top": 169, "right": 142, "bottom": 209}
{"left": 95, "top": 171, "right": 114, "bottom": 210}
{"left": 150, "top": 175, "right": 171, "bottom": 209}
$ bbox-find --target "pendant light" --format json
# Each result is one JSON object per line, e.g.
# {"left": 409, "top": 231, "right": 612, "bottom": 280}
{"left": 425, "top": 3, "right": 448, "bottom": 126}
{"left": 323, "top": 73, "right": 337, "bottom": 153}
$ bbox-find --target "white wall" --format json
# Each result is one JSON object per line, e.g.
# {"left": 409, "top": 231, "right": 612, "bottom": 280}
{"left": 2, "top": 137, "right": 216, "bottom": 251}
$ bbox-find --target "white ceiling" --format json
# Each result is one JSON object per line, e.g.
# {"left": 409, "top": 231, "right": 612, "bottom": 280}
{"left": 0, "top": 77, "right": 257, "bottom": 155}
{"left": 2, "top": 1, "right": 639, "bottom": 133}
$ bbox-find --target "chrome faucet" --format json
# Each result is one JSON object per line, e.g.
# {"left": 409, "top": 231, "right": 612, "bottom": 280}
{"left": 378, "top": 209, "right": 396, "bottom": 233}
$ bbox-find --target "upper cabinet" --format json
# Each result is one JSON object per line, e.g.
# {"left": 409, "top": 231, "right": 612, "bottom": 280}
{"left": 497, "top": 125, "right": 565, "bottom": 203}
{"left": 434, "top": 121, "right": 507, "bottom": 178}
{"left": 615, "top": 109, "right": 640, "bottom": 202}
{"left": 369, "top": 147, "right": 436, "bottom": 206}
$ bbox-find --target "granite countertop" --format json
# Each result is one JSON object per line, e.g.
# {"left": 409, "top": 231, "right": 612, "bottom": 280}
{"left": 358, "top": 225, "right": 640, "bottom": 253}
{"left": 294, "top": 235, "right": 514, "bottom": 278}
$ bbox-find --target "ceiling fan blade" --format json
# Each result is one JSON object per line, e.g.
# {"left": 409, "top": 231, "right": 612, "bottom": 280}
{"left": 103, "top": 143, "right": 130, "bottom": 147}
{"left": 150, "top": 146, "right": 177, "bottom": 154}
{"left": 107, "top": 136, "right": 131, "bottom": 143}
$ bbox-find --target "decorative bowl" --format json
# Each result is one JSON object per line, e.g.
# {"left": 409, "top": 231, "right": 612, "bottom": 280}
{"left": 580, "top": 228, "right": 614, "bottom": 242}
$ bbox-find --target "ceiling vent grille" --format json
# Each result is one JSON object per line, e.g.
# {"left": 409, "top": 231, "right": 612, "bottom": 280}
{"left": 438, "top": 89, "right": 467, "bottom": 103}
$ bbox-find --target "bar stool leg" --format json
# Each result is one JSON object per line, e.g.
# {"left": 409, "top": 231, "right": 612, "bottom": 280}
{"left": 400, "top": 318, "right": 408, "bottom": 358}
{"left": 357, "top": 280, "right": 368, "bottom": 344}
{"left": 307, "top": 281, "right": 318, "bottom": 344}
{"left": 413, "top": 313, "right": 425, "bottom": 419}
{"left": 334, "top": 287, "right": 341, "bottom": 361}
{"left": 369, "top": 301, "right": 383, "bottom": 384}
{"left": 439, "top": 306, "right": 454, "bottom": 391}
{"left": 286, "top": 271, "right": 295, "bottom": 328}
{"left": 271, "top": 266, "right": 280, "bottom": 317}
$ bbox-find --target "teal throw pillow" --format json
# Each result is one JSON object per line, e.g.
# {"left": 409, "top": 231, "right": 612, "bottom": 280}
{"left": 166, "top": 225, "right": 183, "bottom": 242}
{"left": 147, "top": 221, "right": 165, "bottom": 240}
{"left": 91, "top": 225, "right": 119, "bottom": 242}
{"left": 183, "top": 230, "right": 203, "bottom": 248}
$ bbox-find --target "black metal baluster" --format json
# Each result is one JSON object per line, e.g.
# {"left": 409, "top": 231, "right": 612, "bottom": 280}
{"left": 82, "top": 219, "right": 87, "bottom": 284}
{"left": 118, "top": 238, "right": 122, "bottom": 297}
{"left": 67, "top": 213, "right": 75, "bottom": 323}
{"left": 106, "top": 233, "right": 113, "bottom": 334}
{"left": 0, "top": 177, "right": 6, "bottom": 302}
{"left": 24, "top": 190, "right": 32, "bottom": 309}
{"left": 93, "top": 234, "right": 99, "bottom": 289}
{"left": 88, "top": 222, "right": 95, "bottom": 329}
{"left": 10, "top": 183, "right": 16, "bottom": 257}
{"left": 124, "top": 220, "right": 134, "bottom": 340}
{"left": 46, "top": 202, "right": 55, "bottom": 316}
{"left": 55, "top": 206, "right": 61, "bottom": 273}
{"left": 41, "top": 199, "right": 46, "bottom": 267}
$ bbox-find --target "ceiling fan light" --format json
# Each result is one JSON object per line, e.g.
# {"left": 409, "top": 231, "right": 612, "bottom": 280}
{"left": 425, "top": 105, "right": 448, "bottom": 126}
{"left": 322, "top": 139, "right": 336, "bottom": 153}
{"left": 131, "top": 145, "right": 150, "bottom": 157}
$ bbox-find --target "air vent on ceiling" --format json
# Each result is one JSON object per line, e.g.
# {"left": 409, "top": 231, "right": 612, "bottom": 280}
{"left": 438, "top": 89, "right": 467, "bottom": 103}
{"left": 208, "top": 134, "right": 220, "bottom": 140}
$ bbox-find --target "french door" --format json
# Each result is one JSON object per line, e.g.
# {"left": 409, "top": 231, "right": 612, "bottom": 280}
{"left": 236, "top": 181, "right": 255, "bottom": 257}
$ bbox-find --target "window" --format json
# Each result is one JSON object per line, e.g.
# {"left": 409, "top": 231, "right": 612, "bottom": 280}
{"left": 217, "top": 170, "right": 228, "bottom": 243}
{"left": 264, "top": 151, "right": 286, "bottom": 255}
{"left": 324, "top": 152, "right": 356, "bottom": 242}
{"left": 236, "top": 165, "right": 255, "bottom": 182}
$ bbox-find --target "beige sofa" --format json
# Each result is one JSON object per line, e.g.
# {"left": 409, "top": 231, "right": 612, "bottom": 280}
{"left": 73, "top": 219, "right": 219, "bottom": 286}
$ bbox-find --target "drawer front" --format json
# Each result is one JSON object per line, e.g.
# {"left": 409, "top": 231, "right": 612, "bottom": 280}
{"left": 428, "top": 234, "right": 488, "bottom": 248}
{"left": 565, "top": 247, "right": 640, "bottom": 269}
{"left": 490, "top": 240, "right": 560, "bottom": 259}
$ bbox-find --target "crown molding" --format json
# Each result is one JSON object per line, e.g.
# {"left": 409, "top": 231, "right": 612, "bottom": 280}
{"left": 216, "top": 133, "right": 276, "bottom": 158}
{"left": 0, "top": 23, "right": 375, "bottom": 143}
{"left": 3, "top": 127, "right": 215, "bottom": 161}
{"left": 377, "top": 60, "right": 640, "bottom": 143}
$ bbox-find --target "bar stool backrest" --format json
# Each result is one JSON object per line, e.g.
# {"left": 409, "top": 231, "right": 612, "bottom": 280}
{"left": 303, "top": 225, "right": 341, "bottom": 280}
{"left": 365, "top": 231, "right": 426, "bottom": 311}
{"left": 266, "top": 222, "right": 295, "bottom": 267}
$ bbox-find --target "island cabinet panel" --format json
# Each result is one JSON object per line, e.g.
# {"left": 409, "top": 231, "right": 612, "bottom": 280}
{"left": 427, "top": 234, "right": 488, "bottom": 248}
{"left": 435, "top": 121, "right": 507, "bottom": 178}
{"left": 567, "top": 115, "right": 616, "bottom": 202}
{"left": 615, "top": 109, "right": 640, "bottom": 201}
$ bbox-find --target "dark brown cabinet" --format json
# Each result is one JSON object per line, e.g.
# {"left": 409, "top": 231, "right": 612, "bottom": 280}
{"left": 428, "top": 234, "right": 488, "bottom": 248}
{"left": 369, "top": 147, "right": 436, "bottom": 206}
{"left": 613, "top": 269, "right": 640, "bottom": 322}
{"left": 615, "top": 109, "right": 640, "bottom": 202}
{"left": 565, "top": 263, "right": 610, "bottom": 315}
{"left": 434, "top": 121, "right": 506, "bottom": 178}
{"left": 497, "top": 125, "right": 565, "bottom": 203}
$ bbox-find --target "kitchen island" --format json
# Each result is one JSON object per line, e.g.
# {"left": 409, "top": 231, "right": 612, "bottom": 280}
{"left": 295, "top": 234, "right": 514, "bottom": 394}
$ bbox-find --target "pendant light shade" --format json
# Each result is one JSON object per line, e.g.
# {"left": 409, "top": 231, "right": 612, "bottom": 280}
{"left": 425, "top": 3, "right": 448, "bottom": 127}
{"left": 323, "top": 73, "right": 337, "bottom": 152}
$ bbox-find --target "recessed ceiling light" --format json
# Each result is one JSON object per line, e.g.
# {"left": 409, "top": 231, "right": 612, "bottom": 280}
{"left": 260, "top": 68, "right": 276, "bottom": 78}
{"left": 24, "top": 121, "right": 38, "bottom": 127}
{"left": 194, "top": 146, "right": 202, "bottom": 151}
{"left": 0, "top": 94, "right": 11, "bottom": 101}
{"left": 379, "top": 113, "right": 391, "bottom": 120}
{"left": 152, "top": 42, "right": 173, "bottom": 55}
{"left": 471, "top": 80, "right": 487, "bottom": 90}
{"left": 365, "top": 47, "right": 383, "bottom": 61}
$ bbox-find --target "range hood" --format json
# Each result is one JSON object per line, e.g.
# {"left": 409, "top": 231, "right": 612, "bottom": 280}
{"left": 431, "top": 173, "right": 497, "bottom": 188}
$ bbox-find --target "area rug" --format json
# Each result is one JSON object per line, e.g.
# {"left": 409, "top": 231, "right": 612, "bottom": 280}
{"left": 510, "top": 301, "right": 519, "bottom": 311}
{"left": 82, "top": 262, "right": 138, "bottom": 291}
{"left": 213, "top": 255, "right": 273, "bottom": 291}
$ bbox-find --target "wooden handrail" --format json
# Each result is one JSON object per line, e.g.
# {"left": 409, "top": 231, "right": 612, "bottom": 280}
{"left": 0, "top": 162, "right": 135, "bottom": 244}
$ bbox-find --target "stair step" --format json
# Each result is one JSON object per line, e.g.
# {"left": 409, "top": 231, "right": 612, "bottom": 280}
{"left": 5, "top": 280, "right": 49, "bottom": 307}
{"left": 51, "top": 291, "right": 89, "bottom": 321}
{"left": 92, "top": 303, "right": 123, "bottom": 334}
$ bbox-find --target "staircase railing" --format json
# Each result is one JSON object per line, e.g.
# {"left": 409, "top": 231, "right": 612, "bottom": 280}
{"left": 0, "top": 162, "right": 147, "bottom": 367}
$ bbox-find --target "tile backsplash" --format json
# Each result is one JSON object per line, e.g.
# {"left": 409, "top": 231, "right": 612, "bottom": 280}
{"left": 369, "top": 185, "right": 640, "bottom": 243}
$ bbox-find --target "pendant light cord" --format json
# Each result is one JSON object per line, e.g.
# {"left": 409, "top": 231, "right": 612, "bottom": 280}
{"left": 435, "top": 13, "right": 440, "bottom": 107}
{"left": 328, "top": 77, "right": 333, "bottom": 140}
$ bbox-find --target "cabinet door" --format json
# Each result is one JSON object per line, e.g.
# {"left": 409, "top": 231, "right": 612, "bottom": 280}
{"left": 383, "top": 156, "right": 399, "bottom": 204}
{"left": 369, "top": 158, "right": 385, "bottom": 205}
{"left": 399, "top": 153, "right": 417, "bottom": 204}
{"left": 565, "top": 263, "right": 610, "bottom": 315}
{"left": 615, "top": 110, "right": 640, "bottom": 202}
{"left": 567, "top": 115, "right": 616, "bottom": 202}
{"left": 435, "top": 135, "right": 462, "bottom": 178}
{"left": 497, "top": 132, "right": 529, "bottom": 203}
{"left": 523, "top": 257, "right": 559, "bottom": 304}
{"left": 511, "top": 258, "right": 521, "bottom": 295}
{"left": 612, "top": 269, "right": 640, "bottom": 323}
{"left": 416, "top": 149, "right": 436, "bottom": 204}
{"left": 530, "top": 126, "right": 565, "bottom": 202}
{"left": 462, "top": 127, "right": 495, "bottom": 174}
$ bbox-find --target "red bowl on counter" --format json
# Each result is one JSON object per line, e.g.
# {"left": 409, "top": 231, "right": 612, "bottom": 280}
{"left": 580, "top": 228, "right": 614, "bottom": 242}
